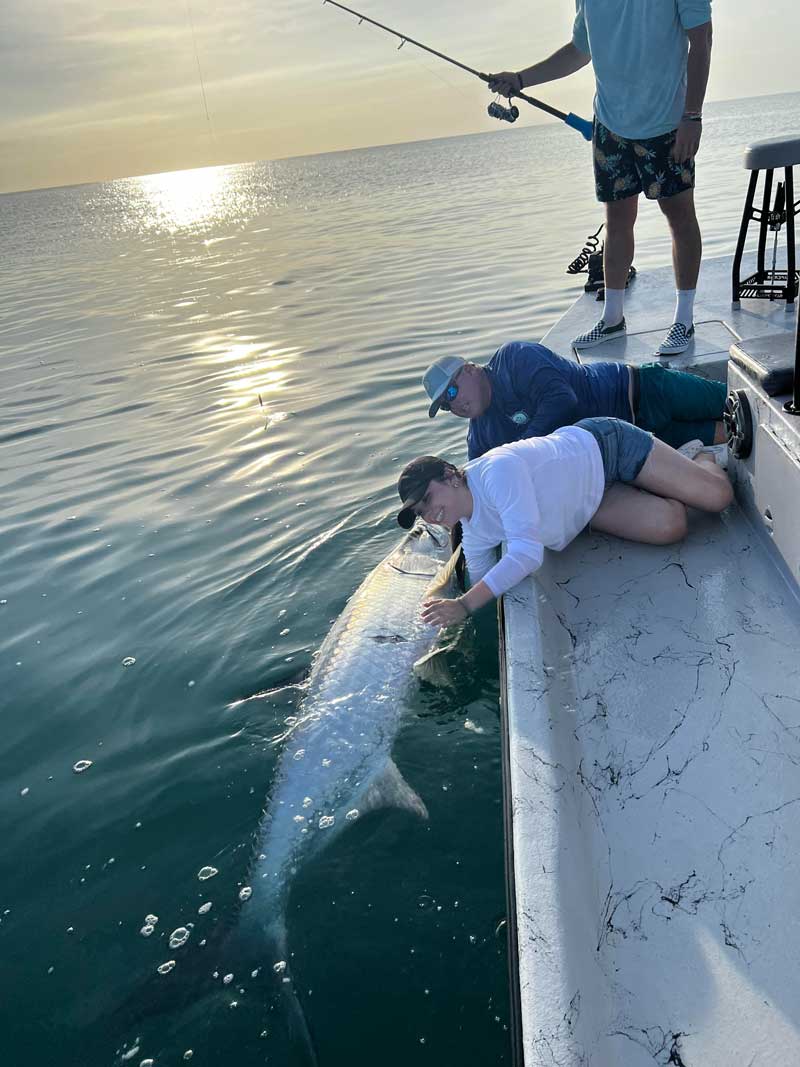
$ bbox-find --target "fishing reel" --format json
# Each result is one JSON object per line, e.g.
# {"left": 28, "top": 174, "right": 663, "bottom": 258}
{"left": 488, "top": 99, "right": 520, "bottom": 124}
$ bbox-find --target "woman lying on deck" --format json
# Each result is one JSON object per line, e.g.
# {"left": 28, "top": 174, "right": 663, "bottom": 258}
{"left": 395, "top": 416, "right": 733, "bottom": 627}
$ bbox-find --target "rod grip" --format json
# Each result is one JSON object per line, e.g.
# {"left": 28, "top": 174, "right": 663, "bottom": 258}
{"left": 565, "top": 112, "right": 594, "bottom": 141}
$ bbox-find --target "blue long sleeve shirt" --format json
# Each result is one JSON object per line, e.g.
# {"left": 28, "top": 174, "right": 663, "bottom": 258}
{"left": 466, "top": 341, "right": 631, "bottom": 460}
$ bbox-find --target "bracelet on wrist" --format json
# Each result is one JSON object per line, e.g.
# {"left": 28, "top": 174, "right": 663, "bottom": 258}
{"left": 458, "top": 595, "right": 471, "bottom": 616}
{"left": 682, "top": 112, "right": 703, "bottom": 122}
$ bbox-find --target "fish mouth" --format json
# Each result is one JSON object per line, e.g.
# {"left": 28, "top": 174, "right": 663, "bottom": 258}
{"left": 415, "top": 520, "right": 448, "bottom": 547}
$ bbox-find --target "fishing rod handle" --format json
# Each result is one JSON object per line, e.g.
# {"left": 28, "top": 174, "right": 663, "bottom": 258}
{"left": 564, "top": 112, "right": 594, "bottom": 141}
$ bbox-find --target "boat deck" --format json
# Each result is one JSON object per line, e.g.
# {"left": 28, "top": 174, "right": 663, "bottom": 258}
{"left": 501, "top": 254, "right": 800, "bottom": 1065}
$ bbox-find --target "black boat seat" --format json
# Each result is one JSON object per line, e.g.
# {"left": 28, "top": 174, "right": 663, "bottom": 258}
{"left": 730, "top": 335, "right": 796, "bottom": 396}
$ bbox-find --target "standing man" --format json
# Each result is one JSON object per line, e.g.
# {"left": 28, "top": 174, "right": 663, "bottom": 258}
{"left": 487, "top": 2, "right": 713, "bottom": 355}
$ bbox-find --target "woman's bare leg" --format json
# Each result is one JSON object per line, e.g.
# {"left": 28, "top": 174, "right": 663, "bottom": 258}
{"left": 633, "top": 438, "right": 733, "bottom": 512}
{"left": 591, "top": 483, "right": 688, "bottom": 544}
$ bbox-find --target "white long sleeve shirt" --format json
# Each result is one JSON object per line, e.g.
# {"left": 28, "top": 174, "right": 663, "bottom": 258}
{"left": 461, "top": 426, "right": 605, "bottom": 597}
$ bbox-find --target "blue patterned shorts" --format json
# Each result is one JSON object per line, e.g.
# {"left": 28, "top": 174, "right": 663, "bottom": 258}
{"left": 593, "top": 119, "right": 695, "bottom": 203}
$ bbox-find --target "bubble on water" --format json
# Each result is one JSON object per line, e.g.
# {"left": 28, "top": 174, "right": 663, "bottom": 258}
{"left": 238, "top": 886, "right": 252, "bottom": 902}
{"left": 198, "top": 902, "right": 212, "bottom": 914}
{"left": 0, "top": 599, "right": 7, "bottom": 606}
{"left": 229, "top": 1000, "right": 238, "bottom": 1008}
{"left": 345, "top": 809, "right": 359, "bottom": 821}
{"left": 140, "top": 1060, "right": 155, "bottom": 1067}
{"left": 140, "top": 924, "right": 155, "bottom": 937}
{"left": 293, "top": 815, "right": 305, "bottom": 824}
{"left": 321, "top": 758, "right": 332, "bottom": 767}
{"left": 120, "top": 1045, "right": 140, "bottom": 1062}
{"left": 157, "top": 961, "right": 176, "bottom": 975}
{"left": 302, "top": 797, "right": 313, "bottom": 808}
{"left": 293, "top": 749, "right": 305, "bottom": 761}
{"left": 169, "top": 927, "right": 190, "bottom": 949}
{"left": 469, "top": 934, "right": 477, "bottom": 944}
{"left": 183, "top": 1053, "right": 193, "bottom": 1062}
{"left": 318, "top": 815, "right": 334, "bottom": 829}
{"left": 279, "top": 628, "right": 290, "bottom": 636}
{"left": 145, "top": 914, "right": 158, "bottom": 925}
{"left": 198, "top": 866, "right": 218, "bottom": 881}
{"left": 20, "top": 787, "right": 29, "bottom": 797}
{"left": 187, "top": 680, "right": 195, "bottom": 688}
{"left": 121, "top": 657, "right": 136, "bottom": 667}
{"left": 273, "top": 960, "right": 287, "bottom": 974}
{"left": 251, "top": 968, "right": 260, "bottom": 978}
{"left": 464, "top": 718, "right": 485, "bottom": 735}
{"left": 223, "top": 973, "right": 234, "bottom": 985}
{"left": 73, "top": 760, "right": 93, "bottom": 774}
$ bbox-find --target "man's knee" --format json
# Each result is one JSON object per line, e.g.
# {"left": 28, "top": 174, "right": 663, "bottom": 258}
{"left": 657, "top": 188, "right": 697, "bottom": 225}
{"left": 606, "top": 195, "right": 639, "bottom": 230}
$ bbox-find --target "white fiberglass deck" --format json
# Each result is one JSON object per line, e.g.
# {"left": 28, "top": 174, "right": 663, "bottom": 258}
{"left": 501, "top": 254, "right": 800, "bottom": 1066}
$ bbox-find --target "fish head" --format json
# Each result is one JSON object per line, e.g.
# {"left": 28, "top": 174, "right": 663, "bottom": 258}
{"left": 399, "top": 520, "right": 452, "bottom": 568}
{"left": 390, "top": 521, "right": 462, "bottom": 597}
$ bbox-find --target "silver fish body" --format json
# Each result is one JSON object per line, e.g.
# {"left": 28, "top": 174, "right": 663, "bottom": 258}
{"left": 242, "top": 520, "right": 458, "bottom": 938}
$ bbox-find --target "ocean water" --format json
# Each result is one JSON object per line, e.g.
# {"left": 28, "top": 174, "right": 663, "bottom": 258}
{"left": 1, "top": 91, "right": 798, "bottom": 1066}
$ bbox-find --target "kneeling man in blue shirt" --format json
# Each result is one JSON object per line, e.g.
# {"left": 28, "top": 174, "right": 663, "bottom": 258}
{"left": 423, "top": 340, "right": 726, "bottom": 461}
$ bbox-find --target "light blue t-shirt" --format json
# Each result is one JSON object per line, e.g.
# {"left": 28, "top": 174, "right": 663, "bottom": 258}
{"left": 572, "top": 0, "right": 712, "bottom": 139}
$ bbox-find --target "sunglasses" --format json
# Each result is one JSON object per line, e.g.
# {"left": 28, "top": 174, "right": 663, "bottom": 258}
{"left": 438, "top": 378, "right": 460, "bottom": 412}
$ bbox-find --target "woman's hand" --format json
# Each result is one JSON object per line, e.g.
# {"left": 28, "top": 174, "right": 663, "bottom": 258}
{"left": 421, "top": 596, "right": 469, "bottom": 627}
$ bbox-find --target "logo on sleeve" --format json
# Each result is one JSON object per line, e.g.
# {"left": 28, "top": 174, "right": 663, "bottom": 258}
{"left": 510, "top": 410, "right": 530, "bottom": 426}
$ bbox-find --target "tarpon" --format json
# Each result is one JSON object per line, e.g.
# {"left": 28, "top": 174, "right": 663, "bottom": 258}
{"left": 238, "top": 520, "right": 461, "bottom": 1058}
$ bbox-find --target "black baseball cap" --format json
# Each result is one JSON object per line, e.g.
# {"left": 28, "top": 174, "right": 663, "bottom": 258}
{"left": 396, "top": 456, "right": 449, "bottom": 529}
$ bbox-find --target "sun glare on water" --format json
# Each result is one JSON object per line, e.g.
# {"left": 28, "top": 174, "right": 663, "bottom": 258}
{"left": 132, "top": 164, "right": 240, "bottom": 231}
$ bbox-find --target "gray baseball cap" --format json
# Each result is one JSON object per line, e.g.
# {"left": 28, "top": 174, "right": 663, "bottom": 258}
{"left": 422, "top": 355, "right": 465, "bottom": 418}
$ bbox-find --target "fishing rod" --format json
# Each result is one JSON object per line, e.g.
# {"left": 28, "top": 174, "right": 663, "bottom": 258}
{"left": 323, "top": 0, "right": 593, "bottom": 141}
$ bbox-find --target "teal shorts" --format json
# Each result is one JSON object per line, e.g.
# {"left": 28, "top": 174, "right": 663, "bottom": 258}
{"left": 635, "top": 363, "right": 727, "bottom": 449}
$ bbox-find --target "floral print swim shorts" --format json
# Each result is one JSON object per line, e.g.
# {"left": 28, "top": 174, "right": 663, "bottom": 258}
{"left": 592, "top": 118, "right": 695, "bottom": 202}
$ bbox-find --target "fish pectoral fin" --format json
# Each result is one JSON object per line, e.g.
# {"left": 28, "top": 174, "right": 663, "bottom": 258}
{"left": 427, "top": 544, "right": 463, "bottom": 598}
{"left": 359, "top": 759, "right": 429, "bottom": 820}
{"left": 413, "top": 643, "right": 456, "bottom": 689}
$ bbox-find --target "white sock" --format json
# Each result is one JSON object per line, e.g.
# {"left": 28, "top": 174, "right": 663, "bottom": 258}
{"left": 603, "top": 288, "right": 625, "bottom": 327}
{"left": 674, "top": 289, "right": 696, "bottom": 327}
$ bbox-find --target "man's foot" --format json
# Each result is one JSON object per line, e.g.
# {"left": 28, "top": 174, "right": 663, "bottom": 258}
{"left": 677, "top": 439, "right": 704, "bottom": 460}
{"left": 571, "top": 318, "right": 627, "bottom": 349}
{"left": 657, "top": 322, "right": 695, "bottom": 355}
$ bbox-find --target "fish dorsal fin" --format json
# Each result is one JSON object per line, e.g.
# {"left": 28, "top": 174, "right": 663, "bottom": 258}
{"left": 413, "top": 644, "right": 455, "bottom": 688}
{"left": 358, "top": 759, "right": 429, "bottom": 820}
{"left": 426, "top": 544, "right": 463, "bottom": 599}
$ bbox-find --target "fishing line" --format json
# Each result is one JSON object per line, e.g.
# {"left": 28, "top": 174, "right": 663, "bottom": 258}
{"left": 186, "top": 0, "right": 214, "bottom": 139}
{"left": 323, "top": 0, "right": 593, "bottom": 140}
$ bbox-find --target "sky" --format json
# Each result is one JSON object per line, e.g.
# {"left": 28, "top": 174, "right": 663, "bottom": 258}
{"left": 2, "top": 0, "right": 798, "bottom": 193}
